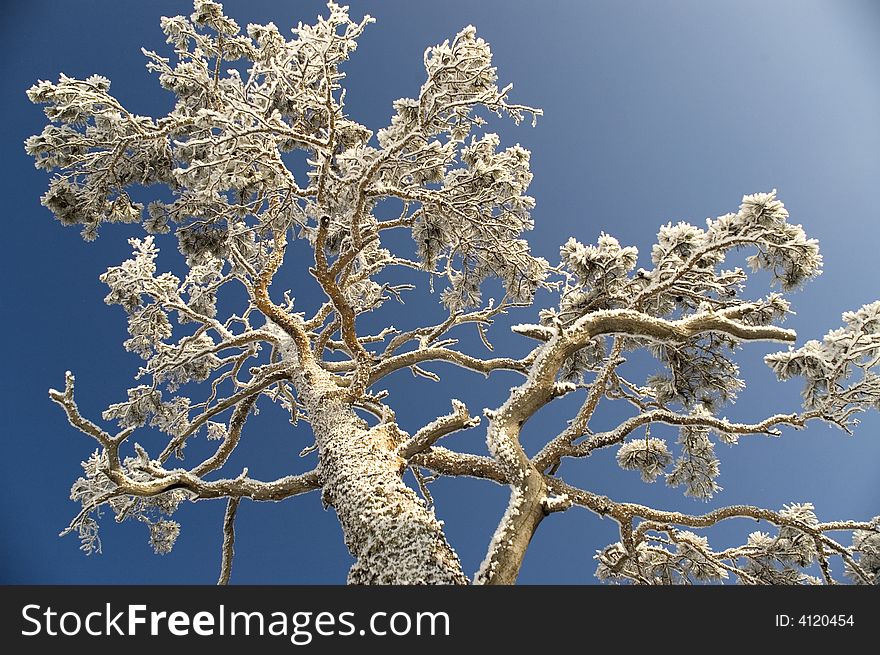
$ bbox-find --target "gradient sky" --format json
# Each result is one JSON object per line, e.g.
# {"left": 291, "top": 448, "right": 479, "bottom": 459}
{"left": 1, "top": 0, "right": 878, "bottom": 584}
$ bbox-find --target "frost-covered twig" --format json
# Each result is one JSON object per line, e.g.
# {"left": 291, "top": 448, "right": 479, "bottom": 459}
{"left": 368, "top": 347, "right": 531, "bottom": 385}
{"left": 398, "top": 400, "right": 481, "bottom": 458}
{"left": 191, "top": 395, "right": 258, "bottom": 476}
{"left": 562, "top": 409, "right": 810, "bottom": 462}
{"left": 49, "top": 372, "right": 115, "bottom": 449}
{"left": 159, "top": 364, "right": 289, "bottom": 462}
{"left": 548, "top": 477, "right": 877, "bottom": 584}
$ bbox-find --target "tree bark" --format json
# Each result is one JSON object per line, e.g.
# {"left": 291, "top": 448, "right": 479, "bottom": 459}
{"left": 475, "top": 468, "right": 547, "bottom": 584}
{"left": 301, "top": 369, "right": 469, "bottom": 585}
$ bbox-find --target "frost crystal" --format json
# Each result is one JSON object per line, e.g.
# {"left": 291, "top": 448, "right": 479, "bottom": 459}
{"left": 666, "top": 423, "right": 721, "bottom": 500}
{"left": 616, "top": 438, "right": 672, "bottom": 482}
{"left": 149, "top": 520, "right": 181, "bottom": 555}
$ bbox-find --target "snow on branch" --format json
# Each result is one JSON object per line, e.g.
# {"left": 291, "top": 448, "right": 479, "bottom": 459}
{"left": 409, "top": 447, "right": 506, "bottom": 484}
{"left": 766, "top": 300, "right": 880, "bottom": 432}
{"left": 547, "top": 478, "right": 879, "bottom": 585}
{"left": 565, "top": 409, "right": 806, "bottom": 460}
{"left": 49, "top": 371, "right": 116, "bottom": 449}
{"left": 398, "top": 399, "right": 481, "bottom": 458}
{"left": 49, "top": 367, "right": 318, "bottom": 556}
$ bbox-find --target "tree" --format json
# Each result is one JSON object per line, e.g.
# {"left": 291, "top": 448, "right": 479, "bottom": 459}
{"left": 25, "top": 0, "right": 879, "bottom": 585}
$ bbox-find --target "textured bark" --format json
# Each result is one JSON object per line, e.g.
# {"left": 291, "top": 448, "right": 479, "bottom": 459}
{"left": 300, "top": 368, "right": 468, "bottom": 584}
{"left": 476, "top": 468, "right": 547, "bottom": 585}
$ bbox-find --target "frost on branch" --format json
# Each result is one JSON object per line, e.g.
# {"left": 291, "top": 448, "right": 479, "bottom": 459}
{"left": 616, "top": 437, "right": 672, "bottom": 483}
{"left": 849, "top": 524, "right": 880, "bottom": 584}
{"left": 379, "top": 28, "right": 550, "bottom": 312}
{"left": 595, "top": 538, "right": 727, "bottom": 585}
{"left": 68, "top": 449, "right": 188, "bottom": 555}
{"left": 25, "top": 74, "right": 170, "bottom": 241}
{"left": 647, "top": 335, "right": 744, "bottom": 411}
{"left": 592, "top": 502, "right": 871, "bottom": 585}
{"left": 665, "top": 422, "right": 722, "bottom": 500}
{"left": 558, "top": 234, "right": 639, "bottom": 318}
{"left": 551, "top": 191, "right": 822, "bottom": 325}
{"left": 766, "top": 301, "right": 880, "bottom": 431}
{"left": 739, "top": 504, "right": 822, "bottom": 585}
{"left": 102, "top": 386, "right": 192, "bottom": 437}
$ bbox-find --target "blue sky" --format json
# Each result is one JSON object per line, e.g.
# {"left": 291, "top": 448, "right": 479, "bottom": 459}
{"left": 1, "top": 0, "right": 878, "bottom": 584}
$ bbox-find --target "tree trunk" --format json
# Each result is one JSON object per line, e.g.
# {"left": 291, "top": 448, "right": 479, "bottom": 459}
{"left": 301, "top": 371, "right": 468, "bottom": 584}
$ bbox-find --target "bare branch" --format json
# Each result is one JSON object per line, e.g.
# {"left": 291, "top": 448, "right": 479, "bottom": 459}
{"left": 191, "top": 395, "right": 259, "bottom": 476}
{"left": 49, "top": 371, "right": 114, "bottom": 449}
{"left": 562, "top": 409, "right": 810, "bottom": 463}
{"left": 398, "top": 399, "right": 481, "bottom": 458}
{"left": 409, "top": 447, "right": 506, "bottom": 484}
{"left": 369, "top": 347, "right": 530, "bottom": 385}
{"left": 217, "top": 497, "right": 240, "bottom": 585}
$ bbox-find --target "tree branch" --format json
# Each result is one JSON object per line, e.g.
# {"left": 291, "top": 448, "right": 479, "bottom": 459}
{"left": 312, "top": 214, "right": 373, "bottom": 400}
{"left": 533, "top": 338, "right": 624, "bottom": 472}
{"left": 409, "top": 447, "right": 506, "bottom": 484}
{"left": 566, "top": 306, "right": 797, "bottom": 349}
{"left": 159, "top": 365, "right": 290, "bottom": 463}
{"left": 398, "top": 399, "right": 481, "bottom": 458}
{"left": 549, "top": 410, "right": 810, "bottom": 467}
{"left": 115, "top": 467, "right": 321, "bottom": 502}
{"left": 369, "top": 347, "right": 529, "bottom": 386}
{"left": 49, "top": 371, "right": 114, "bottom": 449}
{"left": 253, "top": 231, "right": 314, "bottom": 365}
{"left": 475, "top": 304, "right": 799, "bottom": 585}
{"left": 217, "top": 497, "right": 239, "bottom": 585}
{"left": 191, "top": 395, "right": 259, "bottom": 477}
{"left": 548, "top": 477, "right": 876, "bottom": 536}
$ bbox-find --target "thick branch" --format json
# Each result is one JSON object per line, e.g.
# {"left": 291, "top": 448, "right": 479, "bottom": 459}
{"left": 312, "top": 214, "right": 372, "bottom": 399}
{"left": 253, "top": 232, "right": 314, "bottom": 365}
{"left": 113, "top": 467, "right": 321, "bottom": 502}
{"left": 409, "top": 447, "right": 506, "bottom": 484}
{"left": 566, "top": 307, "right": 797, "bottom": 348}
{"left": 476, "top": 307, "right": 796, "bottom": 585}
{"left": 398, "top": 399, "right": 481, "bottom": 458}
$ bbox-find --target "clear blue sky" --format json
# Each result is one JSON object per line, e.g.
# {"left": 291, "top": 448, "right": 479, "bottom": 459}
{"left": 1, "top": 0, "right": 878, "bottom": 584}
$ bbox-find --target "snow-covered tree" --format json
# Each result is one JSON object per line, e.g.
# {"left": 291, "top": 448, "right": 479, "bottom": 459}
{"left": 26, "top": 1, "right": 879, "bottom": 585}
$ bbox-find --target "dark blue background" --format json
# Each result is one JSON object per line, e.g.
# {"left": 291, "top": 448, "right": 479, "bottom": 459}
{"left": 1, "top": 0, "right": 878, "bottom": 584}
